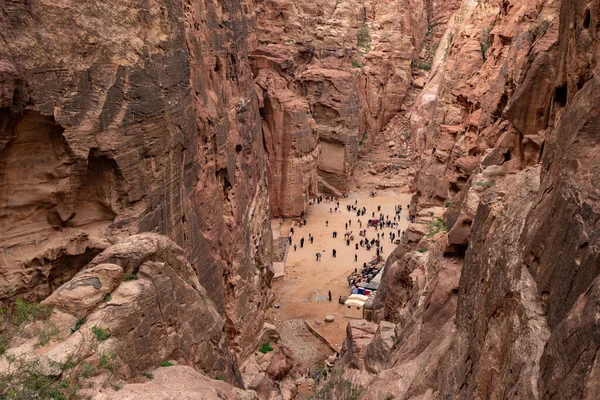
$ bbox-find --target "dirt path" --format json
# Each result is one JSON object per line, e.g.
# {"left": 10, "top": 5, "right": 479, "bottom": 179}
{"left": 268, "top": 191, "right": 413, "bottom": 356}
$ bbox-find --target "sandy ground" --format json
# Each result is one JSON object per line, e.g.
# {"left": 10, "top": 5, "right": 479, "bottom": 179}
{"left": 269, "top": 191, "right": 413, "bottom": 352}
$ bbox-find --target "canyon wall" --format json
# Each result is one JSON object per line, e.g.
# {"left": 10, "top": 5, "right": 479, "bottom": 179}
{"left": 250, "top": 0, "right": 428, "bottom": 213}
{"left": 0, "top": 0, "right": 272, "bottom": 362}
{"left": 340, "top": 0, "right": 600, "bottom": 398}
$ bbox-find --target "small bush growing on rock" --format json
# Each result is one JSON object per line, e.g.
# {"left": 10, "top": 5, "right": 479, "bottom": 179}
{"left": 160, "top": 360, "right": 174, "bottom": 367}
{"left": 13, "top": 298, "right": 51, "bottom": 326}
{"left": 103, "top": 294, "right": 111, "bottom": 303}
{"left": 91, "top": 326, "right": 111, "bottom": 341}
{"left": 351, "top": 60, "right": 362, "bottom": 68}
{"left": 259, "top": 342, "right": 274, "bottom": 354}
{"left": 480, "top": 27, "right": 491, "bottom": 61}
{"left": 123, "top": 273, "right": 138, "bottom": 281}
{"left": 80, "top": 362, "right": 94, "bottom": 378}
{"left": 474, "top": 180, "right": 495, "bottom": 187}
{"left": 72, "top": 318, "right": 86, "bottom": 333}
{"left": 99, "top": 351, "right": 119, "bottom": 371}
{"left": 0, "top": 355, "right": 80, "bottom": 399}
{"left": 417, "top": 63, "right": 431, "bottom": 71}
{"left": 426, "top": 218, "right": 447, "bottom": 238}
{"left": 357, "top": 24, "right": 371, "bottom": 51}
{"left": 35, "top": 324, "right": 59, "bottom": 348}
{"left": 143, "top": 372, "right": 154, "bottom": 379}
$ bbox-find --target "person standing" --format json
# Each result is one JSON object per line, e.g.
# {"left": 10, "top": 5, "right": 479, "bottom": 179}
{"left": 310, "top": 236, "right": 314, "bottom": 244}
{"left": 294, "top": 244, "right": 297, "bottom": 251}
{"left": 300, "top": 237, "right": 305, "bottom": 248}
{"left": 328, "top": 290, "right": 332, "bottom": 301}
{"left": 354, "top": 254, "right": 358, "bottom": 262}
{"left": 332, "top": 249, "right": 337, "bottom": 258}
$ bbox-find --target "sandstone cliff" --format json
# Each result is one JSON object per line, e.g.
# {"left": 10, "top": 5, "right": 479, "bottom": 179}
{"left": 0, "top": 0, "right": 272, "bottom": 359}
{"left": 338, "top": 0, "right": 600, "bottom": 398}
{"left": 250, "top": 0, "right": 428, "bottom": 208}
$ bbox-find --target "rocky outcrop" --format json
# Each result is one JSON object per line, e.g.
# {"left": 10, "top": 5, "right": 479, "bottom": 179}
{"left": 0, "top": 234, "right": 245, "bottom": 396}
{"left": 409, "top": 0, "right": 559, "bottom": 210}
{"left": 253, "top": 54, "right": 320, "bottom": 217}
{"left": 340, "top": 0, "right": 600, "bottom": 398}
{"left": 250, "top": 0, "right": 428, "bottom": 196}
{"left": 0, "top": 0, "right": 272, "bottom": 357}
{"left": 93, "top": 366, "right": 258, "bottom": 400}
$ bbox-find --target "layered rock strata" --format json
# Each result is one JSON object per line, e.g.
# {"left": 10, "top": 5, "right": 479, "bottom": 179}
{"left": 0, "top": 0, "right": 272, "bottom": 357}
{"left": 250, "top": 0, "right": 428, "bottom": 200}
{"left": 337, "top": 0, "right": 600, "bottom": 398}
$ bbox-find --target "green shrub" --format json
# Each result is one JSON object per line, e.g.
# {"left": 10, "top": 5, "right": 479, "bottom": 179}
{"left": 351, "top": 60, "right": 362, "bottom": 68}
{"left": 480, "top": 27, "right": 491, "bottom": 61}
{"left": 0, "top": 356, "right": 79, "bottom": 399}
{"left": 474, "top": 180, "right": 495, "bottom": 187}
{"left": 91, "top": 326, "right": 111, "bottom": 342}
{"left": 12, "top": 299, "right": 51, "bottom": 326}
{"left": 417, "top": 63, "right": 431, "bottom": 71}
{"left": 103, "top": 294, "right": 111, "bottom": 303}
{"left": 426, "top": 218, "right": 447, "bottom": 238}
{"left": 258, "top": 342, "right": 273, "bottom": 354}
{"left": 35, "top": 324, "right": 59, "bottom": 348}
{"left": 99, "top": 351, "right": 119, "bottom": 371}
{"left": 160, "top": 360, "right": 174, "bottom": 367}
{"left": 80, "top": 362, "right": 94, "bottom": 379}
{"left": 72, "top": 318, "right": 86, "bottom": 333}
{"left": 123, "top": 274, "right": 138, "bottom": 281}
{"left": 143, "top": 371, "right": 154, "bottom": 379}
{"left": 357, "top": 24, "right": 371, "bottom": 50}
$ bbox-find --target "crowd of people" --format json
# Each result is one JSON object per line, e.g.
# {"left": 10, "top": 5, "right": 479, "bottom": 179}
{"left": 287, "top": 194, "right": 409, "bottom": 299}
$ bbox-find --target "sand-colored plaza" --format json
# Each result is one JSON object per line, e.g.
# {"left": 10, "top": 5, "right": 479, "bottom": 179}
{"left": 270, "top": 191, "right": 413, "bottom": 350}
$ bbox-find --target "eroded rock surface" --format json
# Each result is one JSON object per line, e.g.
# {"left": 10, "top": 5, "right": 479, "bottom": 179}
{"left": 0, "top": 0, "right": 272, "bottom": 358}
{"left": 250, "top": 0, "right": 428, "bottom": 198}
{"left": 1, "top": 234, "right": 243, "bottom": 391}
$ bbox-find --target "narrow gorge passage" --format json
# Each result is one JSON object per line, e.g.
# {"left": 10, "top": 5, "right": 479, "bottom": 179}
{"left": 1, "top": 0, "right": 600, "bottom": 398}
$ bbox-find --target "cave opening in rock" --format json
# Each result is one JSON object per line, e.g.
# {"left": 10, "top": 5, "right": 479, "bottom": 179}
{"left": 0, "top": 109, "right": 71, "bottom": 242}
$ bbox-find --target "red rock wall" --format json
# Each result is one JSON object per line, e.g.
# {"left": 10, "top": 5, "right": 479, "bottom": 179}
{"left": 0, "top": 0, "right": 271, "bottom": 357}
{"left": 358, "top": 0, "right": 600, "bottom": 398}
{"left": 250, "top": 0, "right": 428, "bottom": 198}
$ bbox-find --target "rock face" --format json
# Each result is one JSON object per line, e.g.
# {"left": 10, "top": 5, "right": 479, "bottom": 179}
{"left": 344, "top": 0, "right": 600, "bottom": 398}
{"left": 0, "top": 0, "right": 272, "bottom": 357}
{"left": 250, "top": 0, "right": 428, "bottom": 198}
{"left": 1, "top": 234, "right": 245, "bottom": 394}
{"left": 253, "top": 55, "right": 320, "bottom": 217}
{"left": 94, "top": 366, "right": 258, "bottom": 400}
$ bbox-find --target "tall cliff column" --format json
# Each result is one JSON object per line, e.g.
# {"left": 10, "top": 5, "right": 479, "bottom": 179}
{"left": 0, "top": 0, "right": 272, "bottom": 356}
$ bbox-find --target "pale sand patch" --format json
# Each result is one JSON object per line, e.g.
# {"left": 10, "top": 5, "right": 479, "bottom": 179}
{"left": 269, "top": 191, "right": 413, "bottom": 350}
